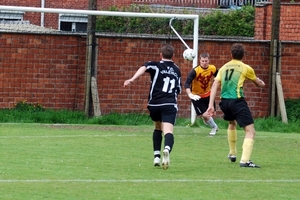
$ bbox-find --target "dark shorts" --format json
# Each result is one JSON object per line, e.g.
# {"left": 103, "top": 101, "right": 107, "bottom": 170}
{"left": 191, "top": 96, "right": 215, "bottom": 116}
{"left": 219, "top": 98, "right": 254, "bottom": 127}
{"left": 147, "top": 105, "right": 178, "bottom": 125}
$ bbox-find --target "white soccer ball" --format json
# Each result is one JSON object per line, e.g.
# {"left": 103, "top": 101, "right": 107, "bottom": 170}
{"left": 183, "top": 48, "right": 196, "bottom": 61}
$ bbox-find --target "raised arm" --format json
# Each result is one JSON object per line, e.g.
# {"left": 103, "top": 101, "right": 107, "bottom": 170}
{"left": 253, "top": 77, "right": 265, "bottom": 88}
{"left": 124, "top": 66, "right": 147, "bottom": 87}
{"left": 184, "top": 69, "right": 200, "bottom": 100}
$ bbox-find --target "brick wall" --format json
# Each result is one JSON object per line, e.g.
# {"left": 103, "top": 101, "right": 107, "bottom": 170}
{"left": 3, "top": 1, "right": 300, "bottom": 41}
{"left": 280, "top": 43, "right": 300, "bottom": 97}
{"left": 96, "top": 37, "right": 271, "bottom": 118}
{"left": 2, "top": 0, "right": 218, "bottom": 29}
{"left": 2, "top": 0, "right": 41, "bottom": 25}
{"left": 2, "top": 0, "right": 219, "bottom": 10}
{"left": 3, "top": 32, "right": 299, "bottom": 118}
{"left": 2, "top": 0, "right": 40, "bottom": 7}
{"left": 255, "top": 3, "right": 300, "bottom": 41}
{"left": 0, "top": 33, "right": 86, "bottom": 110}
{"left": 98, "top": 0, "right": 132, "bottom": 9}
{"left": 97, "top": 0, "right": 217, "bottom": 9}
{"left": 2, "top": 0, "right": 91, "bottom": 29}
{"left": 130, "top": 0, "right": 217, "bottom": 8}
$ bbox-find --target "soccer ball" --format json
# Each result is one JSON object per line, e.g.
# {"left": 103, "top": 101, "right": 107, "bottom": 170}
{"left": 183, "top": 48, "right": 196, "bottom": 61}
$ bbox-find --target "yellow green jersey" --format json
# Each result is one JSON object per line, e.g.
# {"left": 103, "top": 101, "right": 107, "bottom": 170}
{"left": 215, "top": 59, "right": 257, "bottom": 99}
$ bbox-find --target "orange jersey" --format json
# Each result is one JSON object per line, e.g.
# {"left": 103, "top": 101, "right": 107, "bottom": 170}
{"left": 185, "top": 64, "right": 218, "bottom": 98}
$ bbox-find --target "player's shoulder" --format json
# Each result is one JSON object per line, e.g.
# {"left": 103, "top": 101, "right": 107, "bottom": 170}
{"left": 192, "top": 65, "right": 202, "bottom": 71}
{"left": 243, "top": 63, "right": 253, "bottom": 69}
{"left": 208, "top": 64, "right": 217, "bottom": 70}
{"left": 144, "top": 61, "right": 159, "bottom": 66}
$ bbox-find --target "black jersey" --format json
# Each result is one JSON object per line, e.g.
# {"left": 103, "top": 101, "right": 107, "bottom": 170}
{"left": 144, "top": 60, "right": 182, "bottom": 106}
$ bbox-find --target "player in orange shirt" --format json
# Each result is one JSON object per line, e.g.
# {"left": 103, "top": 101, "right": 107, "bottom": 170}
{"left": 184, "top": 52, "right": 218, "bottom": 135}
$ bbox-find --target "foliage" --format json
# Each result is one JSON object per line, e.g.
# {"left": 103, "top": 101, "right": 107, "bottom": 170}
{"left": 0, "top": 101, "right": 86, "bottom": 124}
{"left": 96, "top": 4, "right": 255, "bottom": 37}
{"left": 0, "top": 99, "right": 299, "bottom": 133}
{"left": 96, "top": 5, "right": 184, "bottom": 35}
{"left": 285, "top": 98, "right": 300, "bottom": 122}
{"left": 199, "top": 6, "right": 255, "bottom": 36}
{"left": 14, "top": 100, "right": 45, "bottom": 112}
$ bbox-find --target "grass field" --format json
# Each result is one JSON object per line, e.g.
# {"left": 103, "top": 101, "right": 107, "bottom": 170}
{"left": 0, "top": 123, "right": 299, "bottom": 199}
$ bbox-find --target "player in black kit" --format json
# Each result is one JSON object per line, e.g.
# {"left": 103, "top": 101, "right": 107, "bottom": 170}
{"left": 124, "top": 44, "right": 182, "bottom": 170}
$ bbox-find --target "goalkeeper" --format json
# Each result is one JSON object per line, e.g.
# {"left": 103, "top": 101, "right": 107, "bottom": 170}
{"left": 184, "top": 52, "right": 219, "bottom": 135}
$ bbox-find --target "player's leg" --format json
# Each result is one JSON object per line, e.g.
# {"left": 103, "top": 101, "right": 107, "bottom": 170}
{"left": 239, "top": 123, "right": 260, "bottom": 167}
{"left": 148, "top": 106, "right": 163, "bottom": 167}
{"left": 227, "top": 120, "right": 237, "bottom": 162}
{"left": 161, "top": 122, "right": 173, "bottom": 170}
{"left": 202, "top": 112, "right": 218, "bottom": 136}
{"left": 153, "top": 121, "right": 162, "bottom": 166}
{"left": 198, "top": 98, "right": 218, "bottom": 135}
{"left": 241, "top": 124, "right": 255, "bottom": 162}
{"left": 161, "top": 105, "right": 177, "bottom": 170}
{"left": 234, "top": 100, "right": 260, "bottom": 168}
{"left": 219, "top": 99, "right": 237, "bottom": 162}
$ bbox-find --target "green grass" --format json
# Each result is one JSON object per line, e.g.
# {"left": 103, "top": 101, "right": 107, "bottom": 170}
{"left": 0, "top": 108, "right": 299, "bottom": 133}
{"left": 0, "top": 124, "right": 299, "bottom": 199}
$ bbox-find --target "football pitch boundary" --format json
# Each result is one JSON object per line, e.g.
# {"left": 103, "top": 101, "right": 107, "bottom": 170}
{"left": 0, "top": 134, "right": 298, "bottom": 139}
{"left": 0, "top": 179, "right": 300, "bottom": 183}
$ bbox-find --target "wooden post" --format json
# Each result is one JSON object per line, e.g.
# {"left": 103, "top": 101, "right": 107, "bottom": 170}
{"left": 270, "top": 39, "right": 277, "bottom": 116}
{"left": 268, "top": 0, "right": 281, "bottom": 117}
{"left": 276, "top": 42, "right": 282, "bottom": 116}
{"left": 91, "top": 77, "right": 101, "bottom": 117}
{"left": 275, "top": 73, "right": 288, "bottom": 123}
{"left": 84, "top": 0, "right": 97, "bottom": 117}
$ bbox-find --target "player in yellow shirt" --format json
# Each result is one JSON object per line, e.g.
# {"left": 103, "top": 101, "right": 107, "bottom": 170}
{"left": 185, "top": 52, "right": 218, "bottom": 135}
{"left": 207, "top": 43, "right": 265, "bottom": 168}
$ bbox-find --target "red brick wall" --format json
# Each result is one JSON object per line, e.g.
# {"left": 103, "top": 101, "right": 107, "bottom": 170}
{"left": 2, "top": 0, "right": 90, "bottom": 29}
{"left": 3, "top": 1, "right": 300, "bottom": 41}
{"left": 0, "top": 33, "right": 86, "bottom": 110}
{"left": 96, "top": 38, "right": 271, "bottom": 118}
{"left": 4, "top": 32, "right": 297, "bottom": 118}
{"left": 98, "top": 0, "right": 217, "bottom": 9}
{"left": 280, "top": 43, "right": 300, "bottom": 97}
{"left": 1, "top": 0, "right": 40, "bottom": 7}
{"left": 255, "top": 3, "right": 300, "bottom": 41}
{"left": 2, "top": 0, "right": 217, "bottom": 29}
{"left": 98, "top": 0, "right": 132, "bottom": 9}
{"left": 2, "top": 0, "right": 217, "bottom": 10}
{"left": 130, "top": 0, "right": 217, "bottom": 8}
{"left": 2, "top": 0, "right": 41, "bottom": 26}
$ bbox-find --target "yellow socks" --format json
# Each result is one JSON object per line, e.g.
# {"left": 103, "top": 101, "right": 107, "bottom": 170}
{"left": 227, "top": 129, "right": 237, "bottom": 156}
{"left": 241, "top": 138, "right": 254, "bottom": 163}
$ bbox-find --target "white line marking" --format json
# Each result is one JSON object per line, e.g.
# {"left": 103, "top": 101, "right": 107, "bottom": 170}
{"left": 0, "top": 135, "right": 298, "bottom": 139}
{"left": 0, "top": 179, "right": 299, "bottom": 183}
{"left": 0, "top": 134, "right": 140, "bottom": 139}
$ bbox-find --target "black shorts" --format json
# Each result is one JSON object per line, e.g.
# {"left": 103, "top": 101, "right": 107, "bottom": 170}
{"left": 147, "top": 105, "right": 178, "bottom": 125}
{"left": 219, "top": 98, "right": 254, "bottom": 127}
{"left": 191, "top": 96, "right": 215, "bottom": 116}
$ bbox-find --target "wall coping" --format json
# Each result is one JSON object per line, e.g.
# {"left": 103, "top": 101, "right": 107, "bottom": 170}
{"left": 256, "top": 2, "right": 300, "bottom": 7}
{"left": 2, "top": 29, "right": 300, "bottom": 44}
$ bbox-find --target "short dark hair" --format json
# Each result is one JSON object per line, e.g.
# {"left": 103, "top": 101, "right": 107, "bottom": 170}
{"left": 161, "top": 44, "right": 174, "bottom": 59}
{"left": 231, "top": 43, "right": 244, "bottom": 60}
{"left": 200, "top": 52, "right": 210, "bottom": 58}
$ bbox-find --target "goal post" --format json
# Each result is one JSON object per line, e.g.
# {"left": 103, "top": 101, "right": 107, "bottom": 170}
{"left": 0, "top": 5, "right": 199, "bottom": 123}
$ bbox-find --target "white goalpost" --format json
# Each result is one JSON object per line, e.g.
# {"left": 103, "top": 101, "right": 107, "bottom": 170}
{"left": 0, "top": 5, "right": 199, "bottom": 124}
